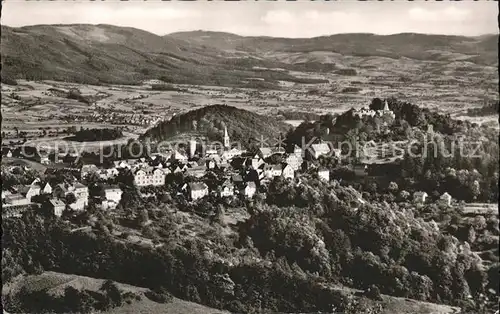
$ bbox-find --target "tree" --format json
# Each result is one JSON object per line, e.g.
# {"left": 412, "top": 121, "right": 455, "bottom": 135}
{"left": 137, "top": 209, "right": 149, "bottom": 227}
{"left": 65, "top": 193, "right": 77, "bottom": 205}
{"left": 388, "top": 181, "right": 399, "bottom": 194}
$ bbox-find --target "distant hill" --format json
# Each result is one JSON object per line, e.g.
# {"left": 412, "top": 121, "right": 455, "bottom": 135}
{"left": 3, "top": 24, "right": 496, "bottom": 86}
{"left": 142, "top": 104, "right": 292, "bottom": 146}
{"left": 167, "top": 31, "right": 499, "bottom": 66}
{"left": 0, "top": 24, "right": 324, "bottom": 87}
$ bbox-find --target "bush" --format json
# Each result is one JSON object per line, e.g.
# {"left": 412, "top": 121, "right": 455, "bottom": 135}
{"left": 1, "top": 75, "right": 18, "bottom": 85}
{"left": 145, "top": 288, "right": 173, "bottom": 304}
{"left": 151, "top": 84, "right": 182, "bottom": 91}
{"left": 364, "top": 285, "right": 383, "bottom": 301}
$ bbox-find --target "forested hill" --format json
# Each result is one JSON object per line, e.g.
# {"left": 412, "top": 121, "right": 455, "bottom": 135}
{"left": 142, "top": 105, "right": 292, "bottom": 145}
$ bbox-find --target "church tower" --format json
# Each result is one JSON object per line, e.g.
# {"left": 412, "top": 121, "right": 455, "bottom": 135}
{"left": 383, "top": 100, "right": 390, "bottom": 111}
{"left": 223, "top": 126, "right": 230, "bottom": 149}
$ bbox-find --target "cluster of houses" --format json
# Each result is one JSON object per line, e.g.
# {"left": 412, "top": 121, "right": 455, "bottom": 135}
{"left": 352, "top": 100, "right": 396, "bottom": 119}
{"left": 1, "top": 176, "right": 122, "bottom": 218}
{"left": 76, "top": 127, "right": 342, "bottom": 202}
{"left": 6, "top": 122, "right": 457, "bottom": 219}
{"left": 413, "top": 191, "right": 453, "bottom": 206}
{"left": 63, "top": 111, "right": 163, "bottom": 127}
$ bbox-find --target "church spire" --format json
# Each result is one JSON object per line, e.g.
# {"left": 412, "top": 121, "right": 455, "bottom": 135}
{"left": 383, "top": 100, "right": 389, "bottom": 111}
{"left": 224, "top": 126, "right": 230, "bottom": 148}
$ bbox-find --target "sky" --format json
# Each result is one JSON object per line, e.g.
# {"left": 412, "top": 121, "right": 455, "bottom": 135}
{"left": 2, "top": 1, "right": 498, "bottom": 38}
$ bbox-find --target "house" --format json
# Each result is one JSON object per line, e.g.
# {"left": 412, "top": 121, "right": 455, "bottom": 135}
{"left": 170, "top": 150, "right": 188, "bottom": 163}
{"left": 206, "top": 159, "right": 217, "bottom": 170}
{"left": 113, "top": 160, "right": 130, "bottom": 169}
{"left": 4, "top": 194, "right": 31, "bottom": 207}
{"left": 188, "top": 182, "right": 209, "bottom": 201}
{"left": 318, "top": 168, "right": 330, "bottom": 182}
{"left": 13, "top": 184, "right": 41, "bottom": 202}
{"left": 251, "top": 155, "right": 265, "bottom": 169}
{"left": 42, "top": 183, "right": 52, "bottom": 194}
{"left": 413, "top": 191, "right": 428, "bottom": 204}
{"left": 285, "top": 154, "right": 302, "bottom": 171}
{"left": 268, "top": 164, "right": 283, "bottom": 178}
{"left": 2, "top": 190, "right": 13, "bottom": 200}
{"left": 185, "top": 165, "right": 206, "bottom": 178}
{"left": 282, "top": 164, "right": 295, "bottom": 179}
{"left": 259, "top": 147, "right": 273, "bottom": 159}
{"left": 310, "top": 143, "right": 331, "bottom": 159}
{"left": 134, "top": 168, "right": 166, "bottom": 187}
{"left": 49, "top": 199, "right": 66, "bottom": 217}
{"left": 161, "top": 168, "right": 172, "bottom": 175}
{"left": 242, "top": 181, "right": 257, "bottom": 198}
{"left": 54, "top": 182, "right": 89, "bottom": 209}
{"left": 104, "top": 185, "right": 123, "bottom": 203}
{"left": 222, "top": 148, "right": 243, "bottom": 161}
{"left": 353, "top": 108, "right": 376, "bottom": 118}
{"left": 2, "top": 147, "right": 13, "bottom": 158}
{"left": 102, "top": 185, "right": 123, "bottom": 210}
{"left": 219, "top": 180, "right": 235, "bottom": 198}
{"left": 439, "top": 192, "right": 452, "bottom": 206}
{"left": 100, "top": 168, "right": 120, "bottom": 180}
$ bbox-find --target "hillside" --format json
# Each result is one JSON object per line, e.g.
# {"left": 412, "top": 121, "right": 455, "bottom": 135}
{"left": 167, "top": 31, "right": 499, "bottom": 66}
{"left": 142, "top": 104, "right": 292, "bottom": 145}
{"left": 3, "top": 271, "right": 459, "bottom": 314}
{"left": 0, "top": 24, "right": 322, "bottom": 87}
{"left": 3, "top": 271, "right": 228, "bottom": 314}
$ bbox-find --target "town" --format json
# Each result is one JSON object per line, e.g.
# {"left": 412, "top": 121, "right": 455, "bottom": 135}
{"left": 2, "top": 102, "right": 460, "bottom": 219}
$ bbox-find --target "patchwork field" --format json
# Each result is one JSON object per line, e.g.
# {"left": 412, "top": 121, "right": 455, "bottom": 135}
{"left": 2, "top": 54, "right": 498, "bottom": 147}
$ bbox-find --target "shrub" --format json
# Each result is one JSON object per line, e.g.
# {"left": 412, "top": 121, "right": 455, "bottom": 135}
{"left": 145, "top": 288, "right": 173, "bottom": 304}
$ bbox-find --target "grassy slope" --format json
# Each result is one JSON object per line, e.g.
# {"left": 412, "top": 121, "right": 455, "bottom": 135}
{"left": 3, "top": 271, "right": 460, "bottom": 314}
{"left": 3, "top": 271, "right": 228, "bottom": 314}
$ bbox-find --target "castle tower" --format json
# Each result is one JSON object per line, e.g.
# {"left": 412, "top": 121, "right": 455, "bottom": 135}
{"left": 189, "top": 139, "right": 197, "bottom": 158}
{"left": 223, "top": 126, "right": 230, "bottom": 149}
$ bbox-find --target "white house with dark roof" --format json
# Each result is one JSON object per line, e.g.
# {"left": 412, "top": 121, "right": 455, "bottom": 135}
{"left": 318, "top": 168, "right": 330, "bottom": 182}
{"left": 222, "top": 148, "right": 244, "bottom": 161}
{"left": 185, "top": 165, "right": 206, "bottom": 178}
{"left": 282, "top": 164, "right": 295, "bottom": 180}
{"left": 134, "top": 167, "right": 165, "bottom": 187}
{"left": 170, "top": 150, "right": 188, "bottom": 163}
{"left": 259, "top": 147, "right": 273, "bottom": 159}
{"left": 102, "top": 185, "right": 123, "bottom": 210}
{"left": 219, "top": 180, "right": 235, "bottom": 198}
{"left": 251, "top": 155, "right": 265, "bottom": 169}
{"left": 413, "top": 191, "right": 428, "bottom": 204}
{"left": 49, "top": 199, "right": 66, "bottom": 217}
{"left": 188, "top": 182, "right": 209, "bottom": 201}
{"left": 242, "top": 181, "right": 257, "bottom": 198}
{"left": 310, "top": 143, "right": 331, "bottom": 159}
{"left": 439, "top": 192, "right": 452, "bottom": 206}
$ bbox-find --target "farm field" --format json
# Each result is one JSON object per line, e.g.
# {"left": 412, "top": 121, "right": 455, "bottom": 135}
{"left": 2, "top": 47, "right": 498, "bottom": 143}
